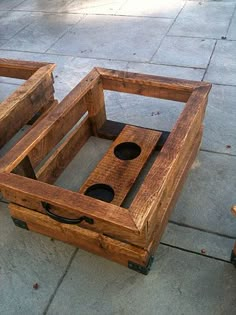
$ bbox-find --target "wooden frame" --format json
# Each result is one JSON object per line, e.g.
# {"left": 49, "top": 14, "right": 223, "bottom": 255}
{"left": 0, "top": 58, "right": 57, "bottom": 149}
{"left": 0, "top": 68, "right": 211, "bottom": 274}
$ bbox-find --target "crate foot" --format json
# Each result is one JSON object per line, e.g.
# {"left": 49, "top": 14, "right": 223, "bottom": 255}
{"left": 12, "top": 217, "right": 29, "bottom": 230}
{"left": 128, "top": 256, "right": 154, "bottom": 275}
{"left": 230, "top": 250, "right": 236, "bottom": 268}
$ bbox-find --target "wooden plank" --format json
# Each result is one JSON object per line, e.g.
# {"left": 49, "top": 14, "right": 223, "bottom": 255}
{"left": 147, "top": 128, "right": 202, "bottom": 253}
{"left": 98, "top": 119, "right": 170, "bottom": 150}
{"left": 9, "top": 204, "right": 149, "bottom": 267}
{"left": 97, "top": 68, "right": 211, "bottom": 102}
{"left": 0, "top": 65, "right": 55, "bottom": 148}
{"left": 0, "top": 58, "right": 55, "bottom": 79}
{"left": 85, "top": 80, "right": 107, "bottom": 136}
{"left": 37, "top": 116, "right": 92, "bottom": 184}
{"left": 0, "top": 172, "right": 142, "bottom": 244}
{"left": 79, "top": 125, "right": 161, "bottom": 206}
{"left": 129, "top": 86, "right": 211, "bottom": 236}
{"left": 0, "top": 68, "right": 100, "bottom": 173}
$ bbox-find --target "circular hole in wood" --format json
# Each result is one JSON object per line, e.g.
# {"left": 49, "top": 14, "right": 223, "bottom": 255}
{"left": 114, "top": 142, "right": 141, "bottom": 160}
{"left": 85, "top": 184, "right": 114, "bottom": 202}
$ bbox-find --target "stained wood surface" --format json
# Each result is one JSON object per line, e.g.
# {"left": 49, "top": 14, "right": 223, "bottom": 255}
{"left": 0, "top": 58, "right": 54, "bottom": 79}
{"left": 0, "top": 173, "right": 142, "bottom": 244}
{"left": 97, "top": 68, "right": 211, "bottom": 102}
{"left": 147, "top": 128, "right": 202, "bottom": 252}
{"left": 79, "top": 125, "right": 161, "bottom": 206}
{"left": 10, "top": 204, "right": 149, "bottom": 267}
{"left": 85, "top": 80, "right": 106, "bottom": 136}
{"left": 37, "top": 116, "right": 92, "bottom": 184}
{"left": 98, "top": 119, "right": 170, "bottom": 150}
{"left": 0, "top": 64, "right": 55, "bottom": 148}
{"left": 0, "top": 68, "right": 100, "bottom": 173}
{"left": 129, "top": 86, "right": 211, "bottom": 235}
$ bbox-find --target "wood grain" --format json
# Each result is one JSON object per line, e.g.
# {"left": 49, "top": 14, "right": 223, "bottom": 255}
{"left": 79, "top": 125, "right": 161, "bottom": 206}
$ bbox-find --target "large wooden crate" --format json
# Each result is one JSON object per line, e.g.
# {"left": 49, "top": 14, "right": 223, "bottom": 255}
{"left": 0, "top": 58, "right": 57, "bottom": 150}
{"left": 0, "top": 68, "right": 211, "bottom": 274}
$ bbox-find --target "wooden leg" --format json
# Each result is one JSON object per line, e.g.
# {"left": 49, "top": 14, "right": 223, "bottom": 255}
{"left": 85, "top": 80, "right": 106, "bottom": 136}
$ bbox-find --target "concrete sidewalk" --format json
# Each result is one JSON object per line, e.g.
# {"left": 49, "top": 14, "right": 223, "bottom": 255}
{"left": 0, "top": 1, "right": 236, "bottom": 314}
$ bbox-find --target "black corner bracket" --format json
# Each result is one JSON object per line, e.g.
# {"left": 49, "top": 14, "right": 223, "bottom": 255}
{"left": 128, "top": 256, "right": 154, "bottom": 275}
{"left": 11, "top": 217, "right": 29, "bottom": 230}
{"left": 230, "top": 250, "right": 236, "bottom": 268}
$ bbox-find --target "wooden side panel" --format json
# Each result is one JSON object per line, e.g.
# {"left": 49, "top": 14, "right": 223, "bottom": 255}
{"left": 37, "top": 116, "right": 92, "bottom": 184}
{"left": 0, "top": 65, "right": 55, "bottom": 148}
{"left": 0, "top": 58, "right": 55, "bottom": 79}
{"left": 79, "top": 125, "right": 161, "bottom": 206}
{"left": 129, "top": 86, "right": 209, "bottom": 238}
{"left": 0, "top": 173, "right": 142, "bottom": 244}
{"left": 97, "top": 68, "right": 211, "bottom": 102}
{"left": 10, "top": 204, "right": 148, "bottom": 267}
{"left": 85, "top": 80, "right": 107, "bottom": 136}
{"left": 147, "top": 128, "right": 202, "bottom": 253}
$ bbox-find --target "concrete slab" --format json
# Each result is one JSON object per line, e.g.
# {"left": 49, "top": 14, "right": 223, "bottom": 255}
{"left": 227, "top": 9, "right": 236, "bottom": 39}
{"left": 169, "top": 1, "right": 235, "bottom": 38}
{"left": 172, "top": 151, "right": 236, "bottom": 238}
{"left": 62, "top": 0, "right": 126, "bottom": 15}
{"left": 162, "top": 223, "right": 234, "bottom": 261}
{"left": 0, "top": 11, "right": 38, "bottom": 40}
{"left": 48, "top": 15, "right": 173, "bottom": 61}
{"left": 2, "top": 13, "right": 82, "bottom": 53}
{"left": 205, "top": 40, "right": 236, "bottom": 85}
{"left": 0, "top": 82, "right": 19, "bottom": 101}
{"left": 0, "top": 202, "right": 75, "bottom": 315}
{"left": 127, "top": 61, "right": 205, "bottom": 80}
{"left": 202, "top": 84, "right": 236, "bottom": 155}
{"left": 0, "top": 39, "right": 6, "bottom": 46}
{"left": 118, "top": 0, "right": 184, "bottom": 18}
{"left": 0, "top": 0, "right": 25, "bottom": 11}
{"left": 152, "top": 36, "right": 216, "bottom": 68}
{"left": 46, "top": 246, "right": 236, "bottom": 315}
{"left": 13, "top": 0, "right": 76, "bottom": 13}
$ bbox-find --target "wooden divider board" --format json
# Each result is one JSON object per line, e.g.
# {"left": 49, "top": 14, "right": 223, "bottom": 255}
{"left": 79, "top": 125, "right": 162, "bottom": 206}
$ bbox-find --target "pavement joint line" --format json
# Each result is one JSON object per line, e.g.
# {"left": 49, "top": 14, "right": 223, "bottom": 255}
{"left": 166, "top": 34, "right": 236, "bottom": 41}
{"left": 149, "top": 0, "right": 186, "bottom": 63}
{"left": 200, "top": 148, "right": 236, "bottom": 158}
{"left": 202, "top": 39, "right": 217, "bottom": 81}
{"left": 43, "top": 248, "right": 78, "bottom": 315}
{"left": 44, "top": 13, "right": 87, "bottom": 54}
{"left": 226, "top": 2, "right": 236, "bottom": 37}
{"left": 169, "top": 220, "right": 236, "bottom": 240}
{"left": 160, "top": 242, "right": 232, "bottom": 264}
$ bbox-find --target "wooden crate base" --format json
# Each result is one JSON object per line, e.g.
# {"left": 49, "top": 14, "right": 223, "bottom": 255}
{"left": 0, "top": 68, "right": 211, "bottom": 274}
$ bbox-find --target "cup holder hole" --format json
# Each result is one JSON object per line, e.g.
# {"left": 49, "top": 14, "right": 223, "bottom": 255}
{"left": 85, "top": 184, "right": 114, "bottom": 202}
{"left": 114, "top": 142, "right": 141, "bottom": 160}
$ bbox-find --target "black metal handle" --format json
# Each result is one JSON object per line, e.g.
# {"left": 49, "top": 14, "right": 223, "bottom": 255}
{"left": 42, "top": 202, "right": 94, "bottom": 225}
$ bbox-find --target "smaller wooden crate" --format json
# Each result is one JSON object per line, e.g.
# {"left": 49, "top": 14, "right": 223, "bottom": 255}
{"left": 0, "top": 68, "right": 211, "bottom": 274}
{"left": 0, "top": 58, "right": 57, "bottom": 150}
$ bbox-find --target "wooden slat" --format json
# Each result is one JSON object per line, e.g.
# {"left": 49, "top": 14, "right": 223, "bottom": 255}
{"left": 97, "top": 68, "right": 211, "bottom": 102}
{"left": 12, "top": 155, "right": 37, "bottom": 179}
{"left": 0, "top": 58, "right": 55, "bottom": 79}
{"left": 147, "top": 128, "right": 202, "bottom": 252}
{"left": 129, "top": 85, "right": 211, "bottom": 235}
{"left": 79, "top": 125, "right": 161, "bottom": 206}
{"left": 10, "top": 204, "right": 149, "bottom": 267}
{"left": 0, "top": 65, "right": 55, "bottom": 148}
{"left": 0, "top": 172, "right": 142, "bottom": 244}
{"left": 0, "top": 68, "right": 100, "bottom": 173}
{"left": 98, "top": 119, "right": 170, "bottom": 150}
{"left": 85, "top": 79, "right": 107, "bottom": 136}
{"left": 37, "top": 116, "right": 92, "bottom": 184}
